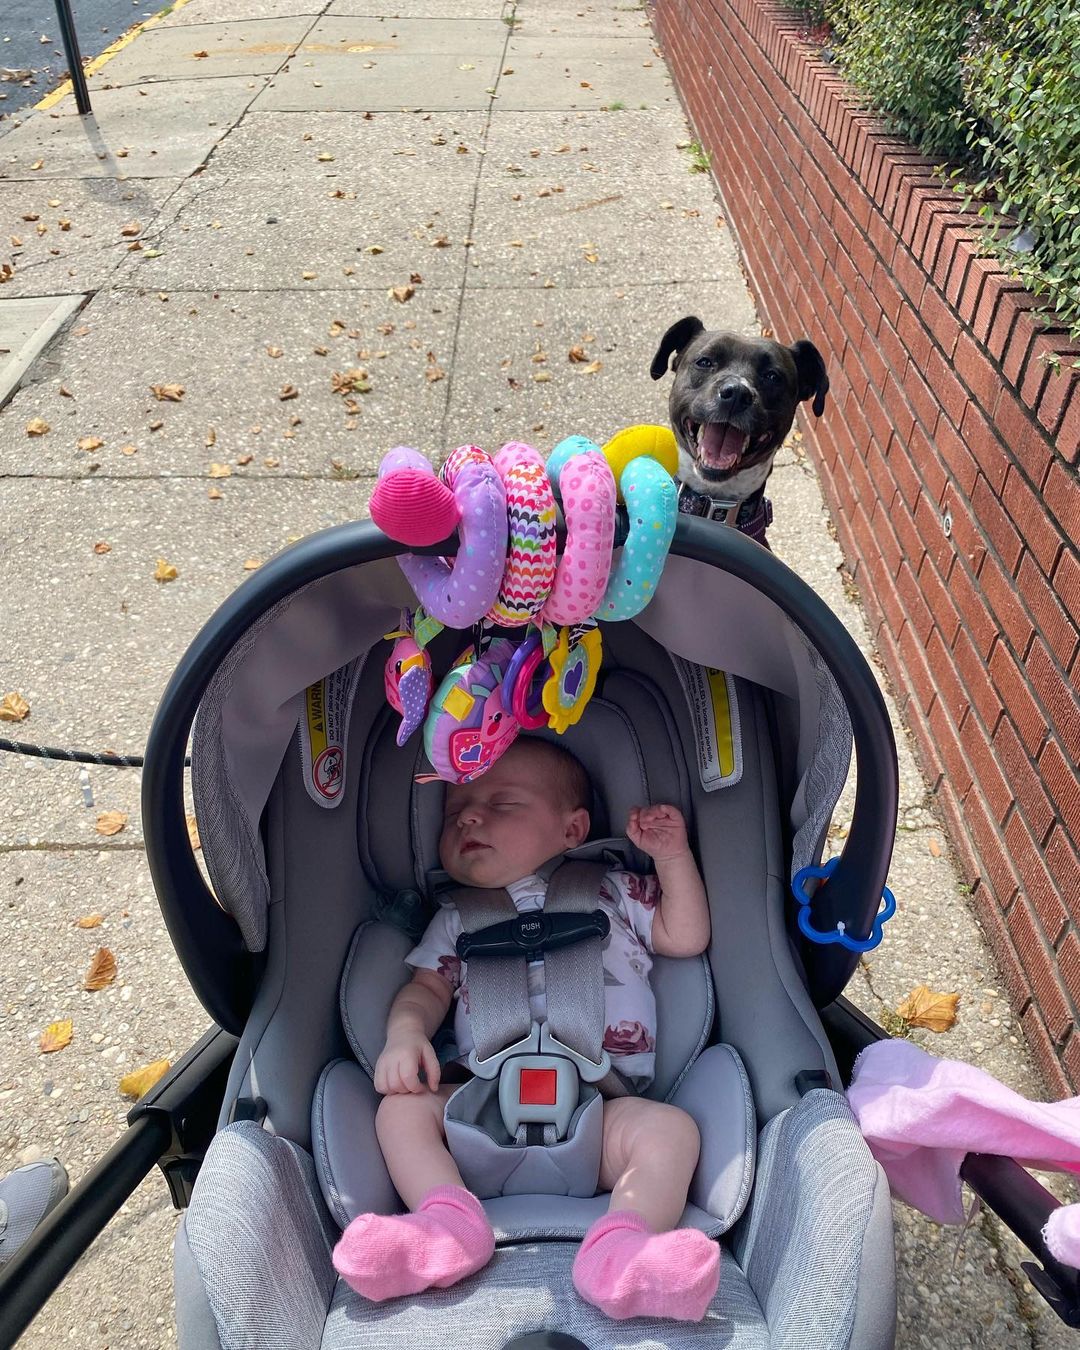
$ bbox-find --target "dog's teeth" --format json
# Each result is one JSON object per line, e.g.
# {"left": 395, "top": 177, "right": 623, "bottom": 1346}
{"left": 695, "top": 424, "right": 705, "bottom": 446}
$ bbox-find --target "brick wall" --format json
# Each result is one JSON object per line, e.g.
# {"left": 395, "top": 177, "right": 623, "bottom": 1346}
{"left": 652, "top": 0, "right": 1080, "bottom": 1091}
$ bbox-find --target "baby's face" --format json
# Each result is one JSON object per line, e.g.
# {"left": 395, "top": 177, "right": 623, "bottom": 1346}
{"left": 439, "top": 746, "right": 589, "bottom": 888}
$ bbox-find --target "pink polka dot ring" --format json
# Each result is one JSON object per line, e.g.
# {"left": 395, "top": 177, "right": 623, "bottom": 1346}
{"left": 542, "top": 437, "right": 617, "bottom": 626}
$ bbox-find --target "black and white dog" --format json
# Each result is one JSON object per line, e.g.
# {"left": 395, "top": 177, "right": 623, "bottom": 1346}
{"left": 651, "top": 316, "right": 830, "bottom": 546}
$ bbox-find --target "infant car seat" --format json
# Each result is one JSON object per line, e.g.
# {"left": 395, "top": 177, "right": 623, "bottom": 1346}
{"left": 152, "top": 535, "right": 897, "bottom": 1350}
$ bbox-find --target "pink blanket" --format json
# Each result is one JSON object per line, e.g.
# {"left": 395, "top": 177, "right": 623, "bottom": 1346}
{"left": 848, "top": 1039, "right": 1080, "bottom": 1268}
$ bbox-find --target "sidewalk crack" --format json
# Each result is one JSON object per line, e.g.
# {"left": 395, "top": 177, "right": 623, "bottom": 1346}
{"left": 437, "top": 2, "right": 519, "bottom": 451}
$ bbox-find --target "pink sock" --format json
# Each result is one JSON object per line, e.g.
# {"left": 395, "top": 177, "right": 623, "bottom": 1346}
{"left": 572, "top": 1210, "right": 720, "bottom": 1322}
{"left": 332, "top": 1185, "right": 495, "bottom": 1301}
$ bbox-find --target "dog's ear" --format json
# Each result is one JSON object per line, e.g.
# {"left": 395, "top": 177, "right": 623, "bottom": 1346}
{"left": 650, "top": 316, "right": 705, "bottom": 380}
{"left": 790, "top": 339, "right": 829, "bottom": 416}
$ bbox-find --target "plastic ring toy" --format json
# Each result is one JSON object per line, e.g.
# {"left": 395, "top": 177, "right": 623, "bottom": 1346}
{"left": 791, "top": 856, "right": 897, "bottom": 953}
{"left": 395, "top": 445, "right": 508, "bottom": 629}
{"left": 423, "top": 638, "right": 522, "bottom": 784}
{"left": 593, "top": 455, "right": 678, "bottom": 621}
{"left": 504, "top": 633, "right": 550, "bottom": 730}
{"left": 542, "top": 626, "right": 603, "bottom": 733}
{"left": 542, "top": 446, "right": 617, "bottom": 627}
{"left": 487, "top": 442, "right": 558, "bottom": 627}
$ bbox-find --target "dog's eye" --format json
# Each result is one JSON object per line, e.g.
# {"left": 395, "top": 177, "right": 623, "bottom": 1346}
{"left": 762, "top": 368, "right": 782, "bottom": 385}
{"left": 694, "top": 356, "right": 713, "bottom": 369}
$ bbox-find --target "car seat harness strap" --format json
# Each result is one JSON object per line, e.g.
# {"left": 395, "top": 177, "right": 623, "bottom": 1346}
{"left": 452, "top": 860, "right": 630, "bottom": 1146}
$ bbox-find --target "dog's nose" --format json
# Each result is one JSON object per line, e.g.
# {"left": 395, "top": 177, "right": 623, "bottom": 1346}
{"left": 718, "top": 380, "right": 754, "bottom": 413}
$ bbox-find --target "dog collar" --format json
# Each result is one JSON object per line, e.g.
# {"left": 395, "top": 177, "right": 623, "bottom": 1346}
{"left": 676, "top": 483, "right": 773, "bottom": 544}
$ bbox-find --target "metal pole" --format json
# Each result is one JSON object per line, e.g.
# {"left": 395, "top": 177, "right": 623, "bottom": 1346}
{"left": 52, "top": 0, "right": 92, "bottom": 115}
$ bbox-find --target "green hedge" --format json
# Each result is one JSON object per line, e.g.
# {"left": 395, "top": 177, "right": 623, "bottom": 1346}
{"left": 791, "top": 0, "right": 1080, "bottom": 339}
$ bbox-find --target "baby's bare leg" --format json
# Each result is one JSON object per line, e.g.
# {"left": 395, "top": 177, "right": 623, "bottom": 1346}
{"left": 375, "top": 1084, "right": 462, "bottom": 1210}
{"left": 575, "top": 1097, "right": 718, "bottom": 1321}
{"left": 598, "top": 1097, "right": 701, "bottom": 1232}
{"left": 334, "top": 1083, "right": 494, "bottom": 1301}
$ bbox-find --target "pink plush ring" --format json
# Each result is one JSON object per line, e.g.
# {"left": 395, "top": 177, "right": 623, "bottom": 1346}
{"left": 542, "top": 443, "right": 617, "bottom": 627}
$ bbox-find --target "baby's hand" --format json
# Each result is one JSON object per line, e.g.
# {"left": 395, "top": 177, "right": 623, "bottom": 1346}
{"left": 374, "top": 1032, "right": 441, "bottom": 1095}
{"left": 627, "top": 804, "right": 691, "bottom": 862}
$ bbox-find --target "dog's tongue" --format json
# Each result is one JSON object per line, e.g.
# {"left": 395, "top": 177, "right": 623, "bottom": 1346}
{"left": 700, "top": 423, "right": 747, "bottom": 471}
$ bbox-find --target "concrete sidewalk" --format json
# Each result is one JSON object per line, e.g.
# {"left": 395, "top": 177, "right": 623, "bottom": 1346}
{"left": 0, "top": 2, "right": 1072, "bottom": 1346}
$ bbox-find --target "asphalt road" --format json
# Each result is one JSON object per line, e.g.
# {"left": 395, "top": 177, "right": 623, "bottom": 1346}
{"left": 1, "top": 0, "right": 161, "bottom": 120}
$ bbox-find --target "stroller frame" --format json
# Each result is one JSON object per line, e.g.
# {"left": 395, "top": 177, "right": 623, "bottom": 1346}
{"left": 2, "top": 516, "right": 1078, "bottom": 1346}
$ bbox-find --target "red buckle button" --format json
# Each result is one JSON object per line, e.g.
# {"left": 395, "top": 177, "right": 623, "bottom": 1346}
{"left": 518, "top": 1067, "right": 558, "bottom": 1106}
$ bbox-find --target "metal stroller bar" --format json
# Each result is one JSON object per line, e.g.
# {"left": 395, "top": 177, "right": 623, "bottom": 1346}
{"left": 0, "top": 1027, "right": 236, "bottom": 1350}
{"left": 52, "top": 0, "right": 92, "bottom": 115}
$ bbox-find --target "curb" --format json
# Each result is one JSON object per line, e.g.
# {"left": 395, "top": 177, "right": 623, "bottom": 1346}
{"left": 33, "top": 0, "right": 195, "bottom": 112}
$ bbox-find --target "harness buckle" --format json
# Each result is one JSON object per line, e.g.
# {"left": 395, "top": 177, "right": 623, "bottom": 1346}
{"left": 468, "top": 1021, "right": 612, "bottom": 1142}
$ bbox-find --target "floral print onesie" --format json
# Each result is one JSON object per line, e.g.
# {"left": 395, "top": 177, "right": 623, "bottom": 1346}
{"left": 405, "top": 870, "right": 660, "bottom": 1087}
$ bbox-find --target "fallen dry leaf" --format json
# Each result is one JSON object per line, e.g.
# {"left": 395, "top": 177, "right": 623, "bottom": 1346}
{"left": 40, "top": 1020, "right": 73, "bottom": 1054}
{"left": 119, "top": 1059, "right": 171, "bottom": 1100}
{"left": 928, "top": 838, "right": 943, "bottom": 857}
{"left": 567, "top": 346, "right": 589, "bottom": 363}
{"left": 84, "top": 947, "right": 117, "bottom": 991}
{"left": 26, "top": 417, "right": 50, "bottom": 436}
{"left": 78, "top": 436, "right": 104, "bottom": 452}
{"left": 95, "top": 810, "right": 128, "bottom": 837}
{"left": 93, "top": 541, "right": 111, "bottom": 555}
{"left": 243, "top": 558, "right": 262, "bottom": 571}
{"left": 187, "top": 814, "right": 201, "bottom": 851}
{"left": 389, "top": 284, "right": 415, "bottom": 303}
{"left": 121, "top": 444, "right": 138, "bottom": 456}
{"left": 119, "top": 221, "right": 141, "bottom": 238}
{"left": 237, "top": 452, "right": 254, "bottom": 465}
{"left": 331, "top": 369, "right": 370, "bottom": 396}
{"left": 266, "top": 346, "right": 283, "bottom": 358}
{"left": 579, "top": 359, "right": 603, "bottom": 375}
{"left": 206, "top": 427, "right": 216, "bottom": 447}
{"left": 302, "top": 270, "right": 317, "bottom": 281}
{"left": 208, "top": 462, "right": 232, "bottom": 478}
{"left": 316, "top": 152, "right": 335, "bottom": 162}
{"left": 0, "top": 692, "right": 30, "bottom": 722}
{"left": 279, "top": 384, "right": 299, "bottom": 401}
{"left": 208, "top": 487, "right": 223, "bottom": 501}
{"left": 192, "top": 49, "right": 209, "bottom": 58}
{"left": 154, "top": 558, "right": 178, "bottom": 583}
{"left": 896, "top": 986, "right": 960, "bottom": 1033}
{"left": 59, "top": 384, "right": 74, "bottom": 398}
{"left": 150, "top": 383, "right": 185, "bottom": 402}
{"left": 75, "top": 913, "right": 104, "bottom": 928}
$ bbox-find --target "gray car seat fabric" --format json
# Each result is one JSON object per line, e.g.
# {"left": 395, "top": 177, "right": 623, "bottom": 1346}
{"left": 191, "top": 558, "right": 854, "bottom": 957}
{"left": 182, "top": 1101, "right": 890, "bottom": 1350}
{"left": 178, "top": 604, "right": 895, "bottom": 1348}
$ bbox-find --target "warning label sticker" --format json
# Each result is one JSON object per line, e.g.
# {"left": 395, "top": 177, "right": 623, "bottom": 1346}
{"left": 670, "top": 657, "right": 742, "bottom": 792}
{"left": 299, "top": 656, "right": 364, "bottom": 807}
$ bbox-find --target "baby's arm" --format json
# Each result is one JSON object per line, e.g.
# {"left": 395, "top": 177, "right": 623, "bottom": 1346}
{"left": 374, "top": 968, "right": 453, "bottom": 1095}
{"left": 626, "top": 804, "right": 711, "bottom": 957}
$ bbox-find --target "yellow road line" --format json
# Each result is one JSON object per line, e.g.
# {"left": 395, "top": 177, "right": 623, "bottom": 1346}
{"left": 34, "top": 0, "right": 195, "bottom": 111}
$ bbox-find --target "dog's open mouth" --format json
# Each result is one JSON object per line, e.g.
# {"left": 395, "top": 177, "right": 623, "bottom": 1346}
{"left": 684, "top": 419, "right": 748, "bottom": 471}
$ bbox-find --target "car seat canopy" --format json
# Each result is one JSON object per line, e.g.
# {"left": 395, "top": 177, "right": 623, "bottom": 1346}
{"left": 190, "top": 552, "right": 853, "bottom": 960}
